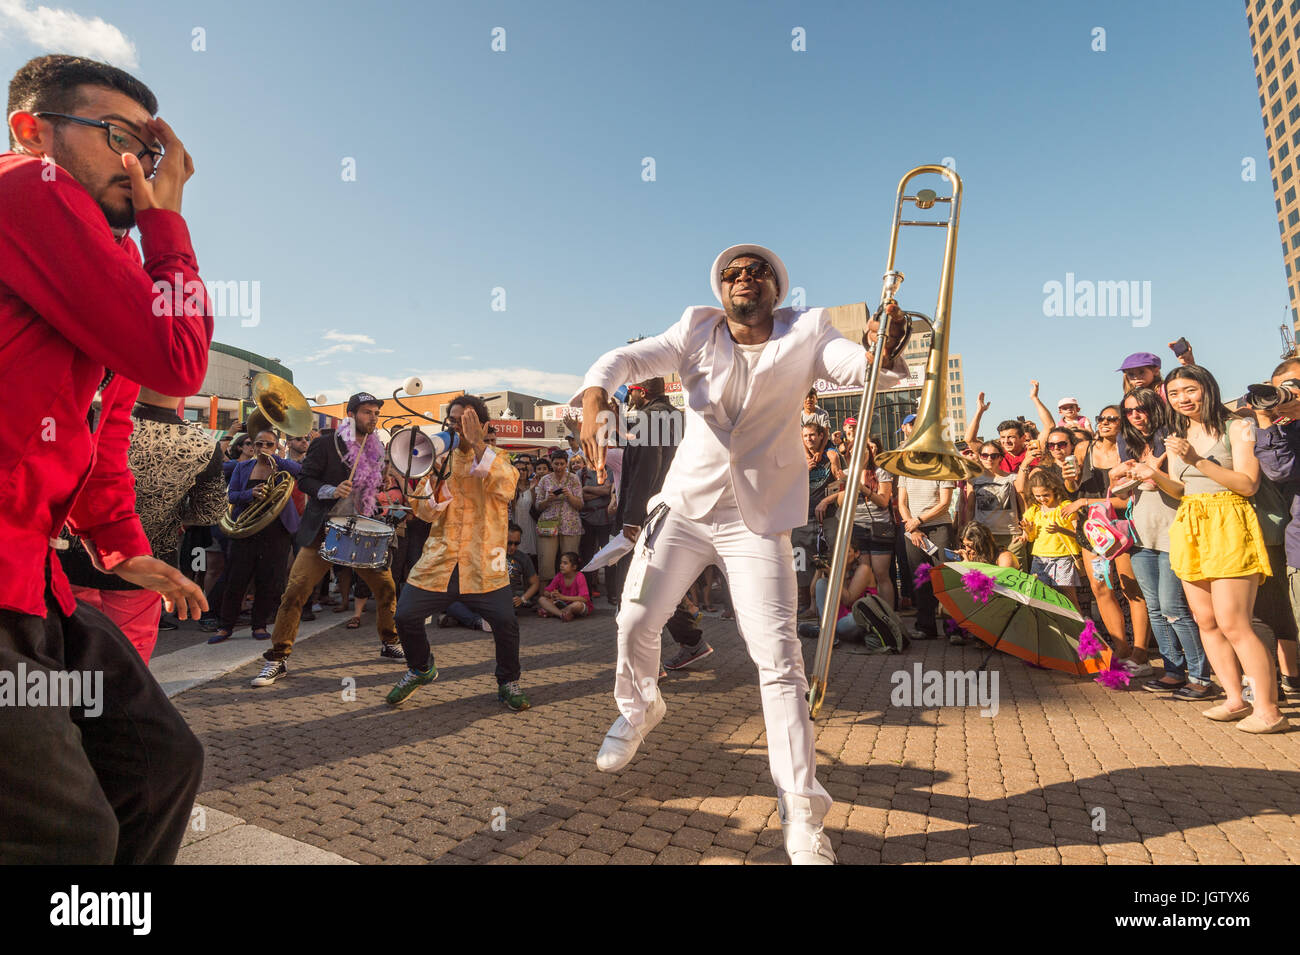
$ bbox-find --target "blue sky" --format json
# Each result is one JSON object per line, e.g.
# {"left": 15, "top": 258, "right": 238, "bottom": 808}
{"left": 0, "top": 0, "right": 1285, "bottom": 426}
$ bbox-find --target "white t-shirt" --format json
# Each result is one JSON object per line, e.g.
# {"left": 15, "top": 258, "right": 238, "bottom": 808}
{"left": 720, "top": 341, "right": 768, "bottom": 424}
{"left": 713, "top": 340, "right": 768, "bottom": 511}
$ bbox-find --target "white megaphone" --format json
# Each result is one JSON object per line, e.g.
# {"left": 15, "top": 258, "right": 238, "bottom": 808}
{"left": 387, "top": 427, "right": 457, "bottom": 481}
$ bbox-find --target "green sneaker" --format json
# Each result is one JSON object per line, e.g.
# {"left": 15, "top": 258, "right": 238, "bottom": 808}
{"left": 498, "top": 680, "right": 530, "bottom": 711}
{"left": 386, "top": 664, "right": 437, "bottom": 705}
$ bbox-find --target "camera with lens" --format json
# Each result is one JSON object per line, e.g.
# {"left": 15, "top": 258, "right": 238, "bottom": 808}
{"left": 1244, "top": 378, "right": 1300, "bottom": 411}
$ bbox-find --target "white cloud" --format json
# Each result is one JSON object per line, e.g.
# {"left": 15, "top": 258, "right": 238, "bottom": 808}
{"left": 457, "top": 355, "right": 474, "bottom": 360}
{"left": 323, "top": 330, "right": 375, "bottom": 345}
{"left": 316, "top": 366, "right": 585, "bottom": 405}
{"left": 0, "top": 0, "right": 138, "bottom": 67}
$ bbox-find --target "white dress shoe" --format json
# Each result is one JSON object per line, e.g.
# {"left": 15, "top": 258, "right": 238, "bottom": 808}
{"left": 778, "top": 793, "right": 835, "bottom": 865}
{"left": 595, "top": 690, "right": 665, "bottom": 772}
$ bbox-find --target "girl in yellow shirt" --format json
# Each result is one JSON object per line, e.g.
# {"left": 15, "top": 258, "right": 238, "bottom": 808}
{"left": 1019, "top": 468, "right": 1083, "bottom": 607}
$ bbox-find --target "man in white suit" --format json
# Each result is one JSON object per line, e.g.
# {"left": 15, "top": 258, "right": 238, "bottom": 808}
{"left": 575, "top": 243, "right": 908, "bottom": 865}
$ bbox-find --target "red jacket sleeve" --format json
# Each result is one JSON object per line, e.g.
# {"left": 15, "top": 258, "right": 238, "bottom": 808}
{"left": 0, "top": 156, "right": 213, "bottom": 395}
{"left": 65, "top": 374, "right": 151, "bottom": 570}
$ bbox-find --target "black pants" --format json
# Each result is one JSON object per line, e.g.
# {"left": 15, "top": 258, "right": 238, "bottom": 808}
{"left": 0, "top": 587, "right": 204, "bottom": 863}
{"left": 219, "top": 520, "right": 292, "bottom": 630}
{"left": 395, "top": 566, "right": 521, "bottom": 684}
{"left": 666, "top": 608, "right": 704, "bottom": 647}
{"left": 580, "top": 522, "right": 611, "bottom": 594}
{"left": 903, "top": 523, "right": 954, "bottom": 636}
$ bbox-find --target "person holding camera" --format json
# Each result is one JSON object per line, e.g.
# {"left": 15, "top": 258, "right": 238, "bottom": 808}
{"left": 1245, "top": 358, "right": 1300, "bottom": 697}
{"left": 534, "top": 448, "right": 584, "bottom": 581}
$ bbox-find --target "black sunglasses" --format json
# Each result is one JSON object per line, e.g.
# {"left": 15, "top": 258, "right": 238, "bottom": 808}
{"left": 719, "top": 262, "right": 773, "bottom": 284}
{"left": 1097, "top": 415, "right": 1121, "bottom": 423}
{"left": 33, "top": 112, "right": 164, "bottom": 170}
{"left": 1046, "top": 440, "right": 1071, "bottom": 449}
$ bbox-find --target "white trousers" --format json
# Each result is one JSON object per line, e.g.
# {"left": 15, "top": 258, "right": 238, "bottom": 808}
{"left": 614, "top": 502, "right": 832, "bottom": 814}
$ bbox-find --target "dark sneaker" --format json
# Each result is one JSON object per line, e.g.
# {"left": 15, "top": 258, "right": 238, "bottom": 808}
{"left": 379, "top": 642, "right": 406, "bottom": 660}
{"left": 438, "top": 614, "right": 457, "bottom": 628}
{"left": 199, "top": 616, "right": 220, "bottom": 632}
{"left": 664, "top": 641, "right": 714, "bottom": 670}
{"left": 797, "top": 623, "right": 819, "bottom": 640}
{"left": 1143, "top": 676, "right": 1187, "bottom": 693}
{"left": 301, "top": 608, "right": 316, "bottom": 621}
{"left": 386, "top": 665, "right": 438, "bottom": 705}
{"left": 1172, "top": 682, "right": 1219, "bottom": 702}
{"left": 251, "top": 658, "right": 287, "bottom": 686}
{"left": 158, "top": 613, "right": 179, "bottom": 631}
{"left": 498, "top": 681, "right": 531, "bottom": 711}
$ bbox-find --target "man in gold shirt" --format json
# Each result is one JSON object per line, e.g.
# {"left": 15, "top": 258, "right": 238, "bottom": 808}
{"left": 387, "top": 394, "right": 527, "bottom": 709}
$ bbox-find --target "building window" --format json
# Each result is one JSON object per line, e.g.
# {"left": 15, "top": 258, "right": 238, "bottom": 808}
{"left": 1282, "top": 38, "right": 1292, "bottom": 56}
{"left": 1290, "top": 210, "right": 1299, "bottom": 227}
{"left": 1288, "top": 82, "right": 1297, "bottom": 101}
{"left": 1271, "top": 77, "right": 1281, "bottom": 95}
{"left": 1285, "top": 163, "right": 1295, "bottom": 181}
{"left": 1276, "top": 121, "right": 1286, "bottom": 138}
{"left": 1287, "top": 61, "right": 1296, "bottom": 79}
{"left": 1287, "top": 186, "right": 1298, "bottom": 202}
{"left": 1282, "top": 142, "right": 1292, "bottom": 161}
{"left": 1274, "top": 100, "right": 1284, "bottom": 117}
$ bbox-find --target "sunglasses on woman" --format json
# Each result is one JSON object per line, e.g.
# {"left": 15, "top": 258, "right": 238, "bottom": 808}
{"left": 1046, "top": 440, "right": 1071, "bottom": 450}
{"left": 1097, "top": 415, "right": 1121, "bottom": 423}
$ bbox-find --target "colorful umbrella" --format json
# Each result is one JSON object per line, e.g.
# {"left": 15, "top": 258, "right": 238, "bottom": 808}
{"left": 929, "top": 561, "right": 1112, "bottom": 675}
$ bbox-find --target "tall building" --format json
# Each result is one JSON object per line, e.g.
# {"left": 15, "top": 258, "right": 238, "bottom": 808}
{"left": 818, "top": 304, "right": 964, "bottom": 450}
{"left": 1248, "top": 0, "right": 1300, "bottom": 329}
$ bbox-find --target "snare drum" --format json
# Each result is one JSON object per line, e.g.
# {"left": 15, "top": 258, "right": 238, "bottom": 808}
{"left": 319, "top": 516, "right": 394, "bottom": 569}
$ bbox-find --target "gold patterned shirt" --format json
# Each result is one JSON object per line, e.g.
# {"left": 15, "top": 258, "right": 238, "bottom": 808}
{"left": 407, "top": 446, "right": 518, "bottom": 594}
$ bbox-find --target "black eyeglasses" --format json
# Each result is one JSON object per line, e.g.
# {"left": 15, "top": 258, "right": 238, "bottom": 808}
{"left": 253, "top": 440, "right": 277, "bottom": 448}
{"left": 719, "top": 262, "right": 773, "bottom": 284}
{"left": 1097, "top": 415, "right": 1121, "bottom": 423}
{"left": 33, "top": 113, "right": 164, "bottom": 172}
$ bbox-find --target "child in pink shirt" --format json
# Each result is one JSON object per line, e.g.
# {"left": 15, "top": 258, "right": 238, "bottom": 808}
{"left": 538, "top": 552, "right": 592, "bottom": 621}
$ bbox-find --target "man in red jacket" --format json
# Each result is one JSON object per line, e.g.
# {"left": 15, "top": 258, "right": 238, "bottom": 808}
{"left": 0, "top": 55, "right": 211, "bottom": 863}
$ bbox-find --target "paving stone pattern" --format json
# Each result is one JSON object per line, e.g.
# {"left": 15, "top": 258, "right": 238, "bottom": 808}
{"left": 173, "top": 610, "right": 1300, "bottom": 864}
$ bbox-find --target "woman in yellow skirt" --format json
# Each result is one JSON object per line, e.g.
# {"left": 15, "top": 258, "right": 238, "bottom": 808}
{"left": 1132, "top": 365, "right": 1286, "bottom": 733}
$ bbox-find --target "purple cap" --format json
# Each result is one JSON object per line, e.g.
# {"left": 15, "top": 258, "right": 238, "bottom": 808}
{"left": 1117, "top": 352, "right": 1161, "bottom": 372}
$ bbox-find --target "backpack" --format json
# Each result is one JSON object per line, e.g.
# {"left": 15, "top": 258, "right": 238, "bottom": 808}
{"left": 851, "top": 593, "right": 910, "bottom": 654}
{"left": 1080, "top": 501, "right": 1135, "bottom": 559}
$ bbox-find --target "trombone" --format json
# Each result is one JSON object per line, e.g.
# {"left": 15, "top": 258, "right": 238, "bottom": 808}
{"left": 807, "top": 165, "right": 981, "bottom": 718}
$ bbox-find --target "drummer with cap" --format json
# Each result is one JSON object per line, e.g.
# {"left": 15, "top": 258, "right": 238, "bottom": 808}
{"left": 248, "top": 392, "right": 405, "bottom": 687}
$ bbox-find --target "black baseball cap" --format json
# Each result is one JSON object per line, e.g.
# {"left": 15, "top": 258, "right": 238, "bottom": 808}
{"left": 346, "top": 392, "right": 383, "bottom": 414}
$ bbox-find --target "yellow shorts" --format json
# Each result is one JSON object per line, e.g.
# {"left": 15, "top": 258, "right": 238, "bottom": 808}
{"left": 1169, "top": 491, "right": 1270, "bottom": 582}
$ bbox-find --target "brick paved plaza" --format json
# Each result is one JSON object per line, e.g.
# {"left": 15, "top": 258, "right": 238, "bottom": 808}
{"left": 173, "top": 610, "right": 1300, "bottom": 865}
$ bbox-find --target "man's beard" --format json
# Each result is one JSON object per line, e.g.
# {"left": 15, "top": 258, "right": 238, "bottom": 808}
{"left": 725, "top": 297, "right": 769, "bottom": 324}
{"left": 57, "top": 147, "right": 135, "bottom": 229}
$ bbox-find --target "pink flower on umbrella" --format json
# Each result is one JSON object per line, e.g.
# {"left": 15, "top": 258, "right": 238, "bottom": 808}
{"left": 913, "top": 563, "right": 933, "bottom": 591}
{"left": 960, "top": 569, "right": 996, "bottom": 604}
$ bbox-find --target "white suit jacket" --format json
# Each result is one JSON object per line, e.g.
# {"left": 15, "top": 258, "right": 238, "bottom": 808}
{"left": 570, "top": 306, "right": 907, "bottom": 536}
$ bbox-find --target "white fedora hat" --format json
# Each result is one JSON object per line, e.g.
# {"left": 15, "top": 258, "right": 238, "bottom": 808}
{"left": 710, "top": 243, "right": 789, "bottom": 306}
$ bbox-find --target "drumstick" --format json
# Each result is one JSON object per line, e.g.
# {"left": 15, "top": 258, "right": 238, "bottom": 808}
{"left": 347, "top": 432, "right": 367, "bottom": 483}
